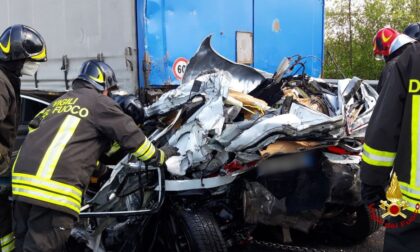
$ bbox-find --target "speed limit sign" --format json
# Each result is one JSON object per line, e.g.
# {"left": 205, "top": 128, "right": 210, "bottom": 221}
{"left": 172, "top": 57, "right": 189, "bottom": 80}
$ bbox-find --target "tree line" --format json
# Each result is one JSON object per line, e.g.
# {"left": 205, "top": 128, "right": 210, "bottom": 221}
{"left": 323, "top": 0, "right": 419, "bottom": 79}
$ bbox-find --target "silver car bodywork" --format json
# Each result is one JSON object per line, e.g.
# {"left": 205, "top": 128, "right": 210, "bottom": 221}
{"left": 143, "top": 36, "right": 378, "bottom": 176}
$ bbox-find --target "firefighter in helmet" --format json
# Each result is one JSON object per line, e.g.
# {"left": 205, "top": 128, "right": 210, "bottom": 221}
{"left": 11, "top": 60, "right": 178, "bottom": 251}
{"left": 0, "top": 24, "right": 47, "bottom": 252}
{"left": 361, "top": 27, "right": 420, "bottom": 251}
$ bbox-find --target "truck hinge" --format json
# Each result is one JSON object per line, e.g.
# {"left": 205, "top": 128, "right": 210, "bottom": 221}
{"left": 142, "top": 60, "right": 151, "bottom": 73}
{"left": 34, "top": 72, "right": 39, "bottom": 89}
{"left": 97, "top": 53, "right": 104, "bottom": 62}
{"left": 125, "top": 47, "right": 137, "bottom": 72}
{"left": 61, "top": 55, "right": 70, "bottom": 90}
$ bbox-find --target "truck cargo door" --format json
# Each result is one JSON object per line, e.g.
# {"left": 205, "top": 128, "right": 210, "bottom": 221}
{"left": 2, "top": 0, "right": 138, "bottom": 92}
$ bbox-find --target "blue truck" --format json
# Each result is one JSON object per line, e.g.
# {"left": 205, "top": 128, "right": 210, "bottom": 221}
{"left": 1, "top": 0, "right": 324, "bottom": 91}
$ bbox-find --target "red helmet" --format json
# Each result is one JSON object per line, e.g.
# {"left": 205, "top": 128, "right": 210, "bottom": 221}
{"left": 373, "top": 27, "right": 399, "bottom": 60}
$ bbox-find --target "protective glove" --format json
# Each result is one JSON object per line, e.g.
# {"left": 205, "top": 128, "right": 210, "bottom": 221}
{"left": 361, "top": 182, "right": 386, "bottom": 208}
{"left": 160, "top": 145, "right": 180, "bottom": 159}
{"left": 147, "top": 145, "right": 179, "bottom": 167}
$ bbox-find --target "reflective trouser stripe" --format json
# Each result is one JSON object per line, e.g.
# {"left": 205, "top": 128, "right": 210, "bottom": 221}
{"left": 412, "top": 95, "right": 420, "bottom": 186}
{"left": 361, "top": 143, "right": 396, "bottom": 167}
{"left": 133, "top": 138, "right": 156, "bottom": 161}
{"left": 36, "top": 115, "right": 81, "bottom": 179}
{"left": 12, "top": 184, "right": 80, "bottom": 214}
{"left": 0, "top": 232, "right": 14, "bottom": 252}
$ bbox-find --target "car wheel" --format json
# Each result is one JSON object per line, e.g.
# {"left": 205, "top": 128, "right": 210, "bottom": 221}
{"left": 165, "top": 207, "right": 227, "bottom": 252}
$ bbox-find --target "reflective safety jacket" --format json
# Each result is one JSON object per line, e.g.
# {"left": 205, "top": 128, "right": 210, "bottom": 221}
{"left": 376, "top": 44, "right": 410, "bottom": 94}
{"left": 361, "top": 42, "right": 420, "bottom": 212}
{"left": 12, "top": 83, "right": 160, "bottom": 217}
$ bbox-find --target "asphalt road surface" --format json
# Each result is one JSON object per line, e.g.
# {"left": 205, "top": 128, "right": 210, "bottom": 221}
{"left": 244, "top": 227, "right": 385, "bottom": 251}
{"left": 319, "top": 227, "right": 384, "bottom": 252}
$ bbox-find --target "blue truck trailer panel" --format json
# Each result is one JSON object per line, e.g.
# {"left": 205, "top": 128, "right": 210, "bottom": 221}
{"left": 254, "top": 0, "right": 324, "bottom": 78}
{"left": 137, "top": 0, "right": 325, "bottom": 87}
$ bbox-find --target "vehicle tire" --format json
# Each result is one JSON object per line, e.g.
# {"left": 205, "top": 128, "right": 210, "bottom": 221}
{"left": 333, "top": 204, "right": 381, "bottom": 242}
{"left": 168, "top": 208, "right": 227, "bottom": 252}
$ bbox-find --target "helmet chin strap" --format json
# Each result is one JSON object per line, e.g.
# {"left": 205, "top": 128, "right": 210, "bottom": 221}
{"left": 374, "top": 54, "right": 385, "bottom": 61}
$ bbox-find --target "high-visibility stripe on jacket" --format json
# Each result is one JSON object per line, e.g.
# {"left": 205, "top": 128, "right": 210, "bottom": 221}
{"left": 0, "top": 232, "right": 14, "bottom": 252}
{"left": 12, "top": 173, "right": 83, "bottom": 214}
{"left": 360, "top": 42, "right": 420, "bottom": 212}
{"left": 12, "top": 83, "right": 157, "bottom": 217}
{"left": 362, "top": 143, "right": 396, "bottom": 167}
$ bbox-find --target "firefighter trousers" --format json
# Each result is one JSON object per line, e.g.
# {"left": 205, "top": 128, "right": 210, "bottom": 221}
{"left": 0, "top": 195, "right": 14, "bottom": 252}
{"left": 383, "top": 215, "right": 420, "bottom": 252}
{"left": 12, "top": 202, "right": 75, "bottom": 252}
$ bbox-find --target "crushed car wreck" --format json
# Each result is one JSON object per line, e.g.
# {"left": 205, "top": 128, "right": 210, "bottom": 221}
{"left": 69, "top": 36, "right": 381, "bottom": 251}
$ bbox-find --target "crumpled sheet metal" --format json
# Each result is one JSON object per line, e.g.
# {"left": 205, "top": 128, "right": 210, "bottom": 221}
{"left": 168, "top": 124, "right": 207, "bottom": 174}
{"left": 213, "top": 120, "right": 256, "bottom": 146}
{"left": 283, "top": 88, "right": 328, "bottom": 114}
{"left": 348, "top": 82, "right": 378, "bottom": 137}
{"left": 289, "top": 103, "right": 341, "bottom": 127}
{"left": 323, "top": 93, "right": 340, "bottom": 116}
{"left": 341, "top": 77, "right": 362, "bottom": 104}
{"left": 145, "top": 71, "right": 230, "bottom": 117}
{"left": 144, "top": 36, "right": 377, "bottom": 175}
{"left": 182, "top": 35, "right": 265, "bottom": 94}
{"left": 336, "top": 78, "right": 378, "bottom": 138}
{"left": 161, "top": 72, "right": 230, "bottom": 175}
{"left": 224, "top": 103, "right": 343, "bottom": 152}
{"left": 225, "top": 113, "right": 301, "bottom": 152}
{"left": 167, "top": 109, "right": 224, "bottom": 176}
